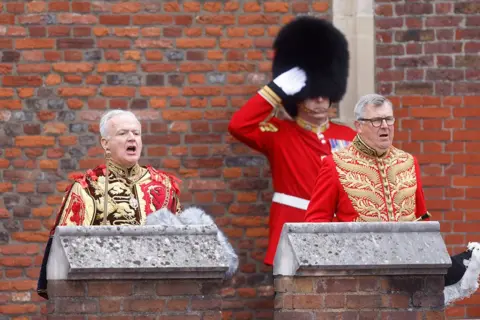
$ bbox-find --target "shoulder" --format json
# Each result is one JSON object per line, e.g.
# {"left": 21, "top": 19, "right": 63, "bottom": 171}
{"left": 320, "top": 154, "right": 335, "bottom": 167}
{"left": 328, "top": 121, "right": 357, "bottom": 139}
{"left": 68, "top": 165, "right": 105, "bottom": 190}
{"left": 335, "top": 143, "right": 356, "bottom": 156}
{"left": 259, "top": 117, "right": 294, "bottom": 138}
{"left": 146, "top": 166, "right": 182, "bottom": 194}
{"left": 259, "top": 117, "right": 285, "bottom": 133}
{"left": 389, "top": 147, "right": 415, "bottom": 163}
{"left": 330, "top": 119, "right": 353, "bottom": 129}
{"left": 332, "top": 143, "right": 357, "bottom": 163}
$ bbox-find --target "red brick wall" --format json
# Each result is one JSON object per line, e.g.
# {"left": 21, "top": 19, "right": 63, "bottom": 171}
{"left": 275, "top": 275, "right": 446, "bottom": 319}
{"left": 0, "top": 0, "right": 479, "bottom": 319}
{"left": 375, "top": 1, "right": 480, "bottom": 318}
{"left": 47, "top": 279, "right": 222, "bottom": 319}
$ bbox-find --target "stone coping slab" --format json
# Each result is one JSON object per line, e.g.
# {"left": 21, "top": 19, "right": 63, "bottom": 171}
{"left": 47, "top": 225, "right": 229, "bottom": 280}
{"left": 273, "top": 222, "right": 451, "bottom": 276}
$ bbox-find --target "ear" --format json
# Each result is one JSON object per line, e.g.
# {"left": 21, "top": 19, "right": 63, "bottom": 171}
{"left": 100, "top": 138, "right": 108, "bottom": 151}
{"left": 354, "top": 120, "right": 362, "bottom": 133}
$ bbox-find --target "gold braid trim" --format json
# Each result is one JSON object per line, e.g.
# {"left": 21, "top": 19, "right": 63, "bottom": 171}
{"left": 352, "top": 135, "right": 389, "bottom": 158}
{"left": 258, "top": 86, "right": 282, "bottom": 132}
{"left": 296, "top": 117, "right": 330, "bottom": 134}
{"left": 259, "top": 86, "right": 282, "bottom": 108}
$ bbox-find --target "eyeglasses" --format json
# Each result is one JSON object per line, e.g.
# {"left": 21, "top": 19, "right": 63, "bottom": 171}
{"left": 358, "top": 117, "right": 395, "bottom": 127}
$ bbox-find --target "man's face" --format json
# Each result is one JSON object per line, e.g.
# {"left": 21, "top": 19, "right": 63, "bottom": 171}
{"left": 355, "top": 102, "right": 395, "bottom": 153}
{"left": 298, "top": 97, "right": 331, "bottom": 121}
{"left": 101, "top": 114, "right": 142, "bottom": 168}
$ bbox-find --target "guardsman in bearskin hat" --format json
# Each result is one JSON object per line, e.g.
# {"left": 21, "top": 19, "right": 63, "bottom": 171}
{"left": 228, "top": 16, "right": 356, "bottom": 266}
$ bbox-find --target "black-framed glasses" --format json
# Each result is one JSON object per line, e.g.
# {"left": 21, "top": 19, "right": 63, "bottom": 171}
{"left": 358, "top": 117, "right": 395, "bottom": 127}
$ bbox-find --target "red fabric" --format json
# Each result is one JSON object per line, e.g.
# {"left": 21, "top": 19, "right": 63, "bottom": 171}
{"left": 66, "top": 193, "right": 86, "bottom": 225}
{"left": 50, "top": 184, "right": 74, "bottom": 236}
{"left": 305, "top": 151, "right": 428, "bottom": 223}
{"left": 228, "top": 93, "right": 357, "bottom": 265}
{"left": 50, "top": 164, "right": 181, "bottom": 234}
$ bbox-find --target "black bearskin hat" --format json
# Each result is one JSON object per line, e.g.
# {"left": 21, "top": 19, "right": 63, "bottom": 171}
{"left": 272, "top": 16, "right": 349, "bottom": 118}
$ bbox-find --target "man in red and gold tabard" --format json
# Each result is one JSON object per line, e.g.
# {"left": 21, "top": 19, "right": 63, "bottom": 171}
{"left": 305, "top": 93, "right": 428, "bottom": 223}
{"left": 37, "top": 110, "right": 182, "bottom": 299}
{"left": 228, "top": 17, "right": 356, "bottom": 266}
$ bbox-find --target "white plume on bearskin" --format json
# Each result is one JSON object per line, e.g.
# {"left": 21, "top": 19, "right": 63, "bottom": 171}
{"left": 146, "top": 207, "right": 239, "bottom": 279}
{"left": 444, "top": 242, "right": 480, "bottom": 305}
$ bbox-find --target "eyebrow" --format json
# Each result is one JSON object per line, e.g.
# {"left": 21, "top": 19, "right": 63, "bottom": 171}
{"left": 115, "top": 128, "right": 141, "bottom": 134}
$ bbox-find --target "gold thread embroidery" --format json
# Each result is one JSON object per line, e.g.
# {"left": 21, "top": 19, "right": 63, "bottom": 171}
{"left": 296, "top": 117, "right": 330, "bottom": 134}
{"left": 352, "top": 135, "right": 388, "bottom": 158}
{"left": 259, "top": 86, "right": 282, "bottom": 107}
{"left": 333, "top": 139, "right": 418, "bottom": 222}
{"left": 258, "top": 86, "right": 280, "bottom": 132}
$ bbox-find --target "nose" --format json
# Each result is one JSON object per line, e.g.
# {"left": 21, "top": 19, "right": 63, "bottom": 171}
{"left": 127, "top": 131, "right": 135, "bottom": 140}
{"left": 380, "top": 119, "right": 389, "bottom": 128}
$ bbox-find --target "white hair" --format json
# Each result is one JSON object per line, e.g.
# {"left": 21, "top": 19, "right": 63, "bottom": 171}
{"left": 99, "top": 109, "right": 139, "bottom": 138}
{"left": 353, "top": 94, "right": 393, "bottom": 120}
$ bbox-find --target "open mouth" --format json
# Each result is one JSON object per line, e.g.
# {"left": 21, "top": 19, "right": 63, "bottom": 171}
{"left": 379, "top": 134, "right": 389, "bottom": 138}
{"left": 126, "top": 146, "right": 137, "bottom": 154}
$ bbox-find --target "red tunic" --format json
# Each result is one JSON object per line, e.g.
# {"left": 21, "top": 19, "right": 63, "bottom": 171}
{"left": 228, "top": 87, "right": 357, "bottom": 265}
{"left": 305, "top": 135, "right": 428, "bottom": 223}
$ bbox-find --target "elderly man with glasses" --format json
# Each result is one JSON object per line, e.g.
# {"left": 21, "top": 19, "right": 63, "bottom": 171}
{"left": 304, "top": 94, "right": 480, "bottom": 306}
{"left": 305, "top": 93, "right": 429, "bottom": 223}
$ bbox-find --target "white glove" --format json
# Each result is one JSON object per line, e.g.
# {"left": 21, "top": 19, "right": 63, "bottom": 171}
{"left": 273, "top": 67, "right": 307, "bottom": 96}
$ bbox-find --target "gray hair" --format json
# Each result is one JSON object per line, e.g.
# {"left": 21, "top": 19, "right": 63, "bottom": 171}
{"left": 354, "top": 94, "right": 392, "bottom": 120}
{"left": 99, "top": 109, "right": 139, "bottom": 138}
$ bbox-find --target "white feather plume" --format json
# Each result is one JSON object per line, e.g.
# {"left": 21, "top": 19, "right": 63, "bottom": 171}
{"left": 444, "top": 242, "right": 480, "bottom": 306}
{"left": 145, "top": 206, "right": 239, "bottom": 279}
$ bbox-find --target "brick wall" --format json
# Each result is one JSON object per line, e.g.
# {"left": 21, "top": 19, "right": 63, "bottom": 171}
{"left": 375, "top": 1, "right": 480, "bottom": 318}
{"left": 274, "top": 275, "right": 445, "bottom": 319}
{"left": 47, "top": 279, "right": 222, "bottom": 319}
{"left": 0, "top": 0, "right": 479, "bottom": 319}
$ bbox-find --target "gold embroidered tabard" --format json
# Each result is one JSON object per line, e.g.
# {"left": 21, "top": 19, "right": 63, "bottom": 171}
{"left": 332, "top": 135, "right": 418, "bottom": 222}
{"left": 55, "top": 161, "right": 182, "bottom": 228}
{"left": 91, "top": 161, "right": 147, "bottom": 225}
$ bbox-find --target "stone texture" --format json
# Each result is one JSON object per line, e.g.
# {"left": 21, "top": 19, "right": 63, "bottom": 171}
{"left": 273, "top": 222, "right": 451, "bottom": 276}
{"left": 47, "top": 225, "right": 230, "bottom": 281}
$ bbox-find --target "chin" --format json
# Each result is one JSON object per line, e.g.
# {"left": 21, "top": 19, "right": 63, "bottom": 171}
{"left": 310, "top": 113, "right": 328, "bottom": 120}
{"left": 379, "top": 144, "right": 392, "bottom": 151}
{"left": 120, "top": 157, "right": 139, "bottom": 167}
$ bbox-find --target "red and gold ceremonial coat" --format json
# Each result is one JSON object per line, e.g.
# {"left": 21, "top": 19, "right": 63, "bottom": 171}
{"left": 50, "top": 161, "right": 182, "bottom": 233}
{"left": 38, "top": 161, "right": 182, "bottom": 299}
{"left": 305, "top": 135, "right": 428, "bottom": 223}
{"left": 228, "top": 86, "right": 357, "bottom": 265}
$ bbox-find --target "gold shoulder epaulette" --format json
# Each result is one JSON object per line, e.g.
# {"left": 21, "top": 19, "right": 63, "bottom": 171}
{"left": 259, "top": 122, "right": 278, "bottom": 132}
